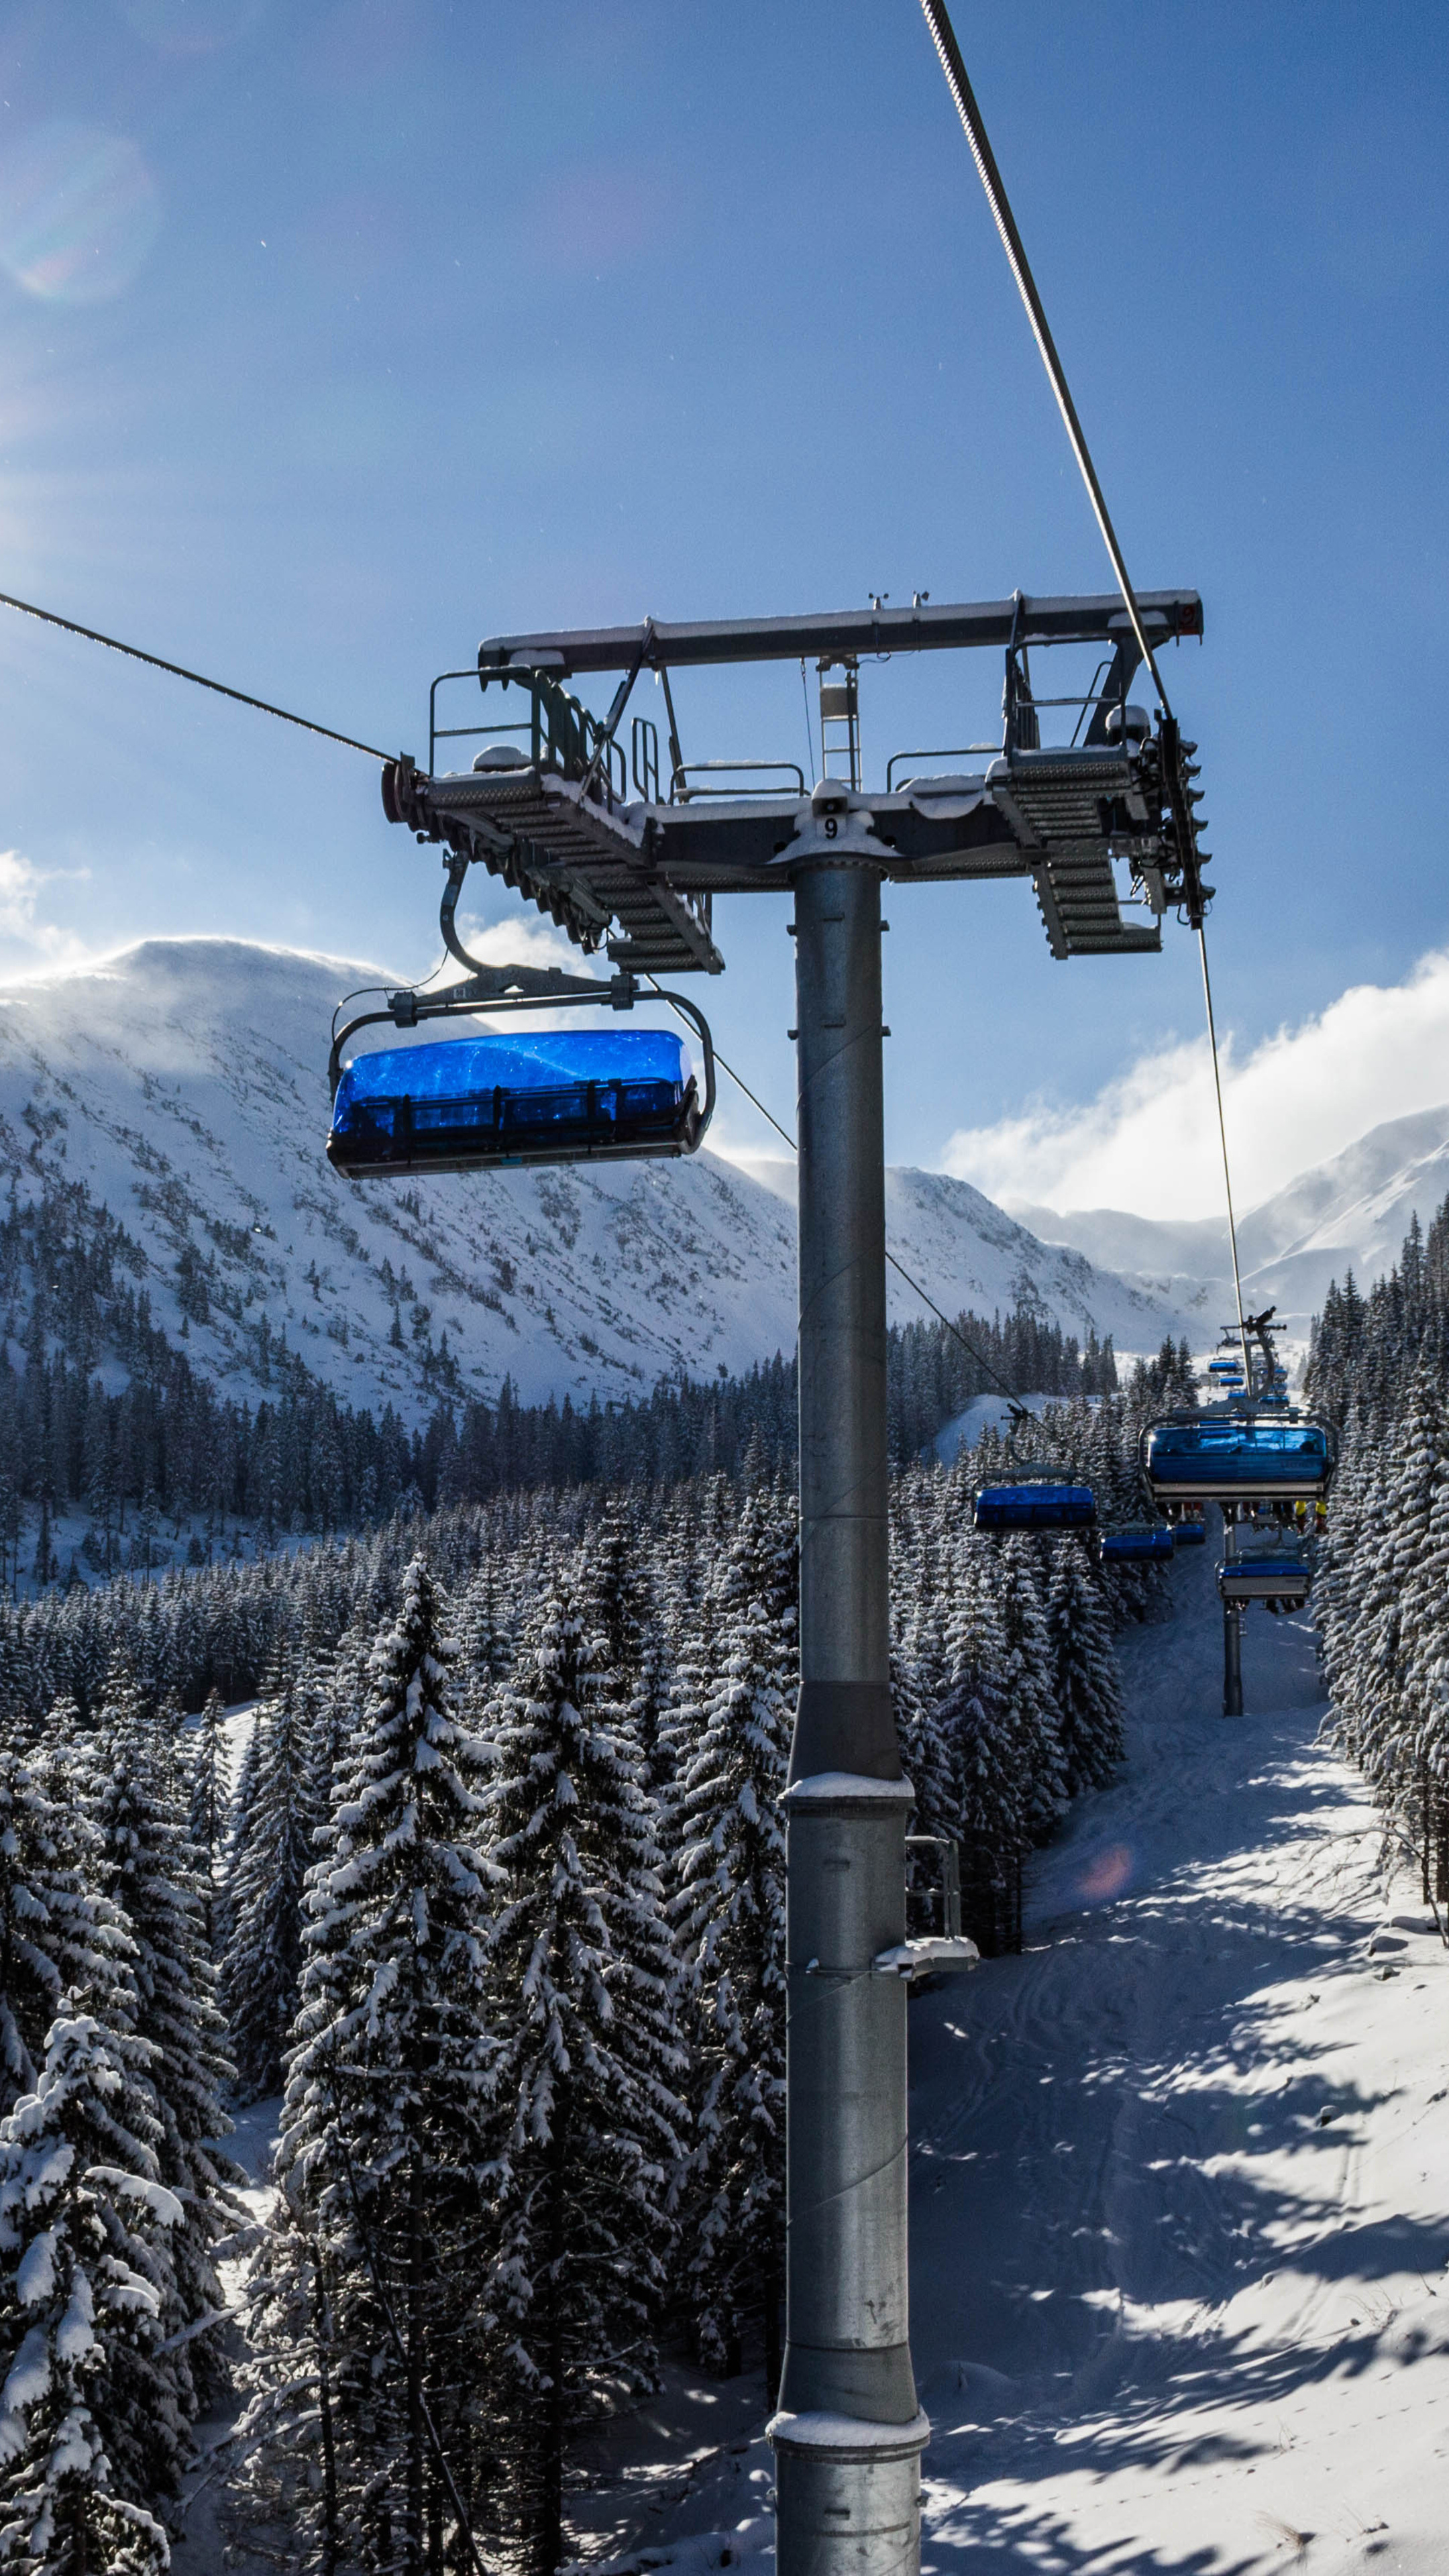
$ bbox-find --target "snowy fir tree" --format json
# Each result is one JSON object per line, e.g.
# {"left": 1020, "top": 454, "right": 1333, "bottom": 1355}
{"left": 0, "top": 2011, "right": 182, "bottom": 2560}
{"left": 1308, "top": 1193, "right": 1449, "bottom": 1894}
{"left": 673, "top": 1537, "right": 791, "bottom": 2391}
{"left": 994, "top": 1537, "right": 1070, "bottom": 1840}
{"left": 252, "top": 1553, "right": 498, "bottom": 2576}
{"left": 894, "top": 1610, "right": 959, "bottom": 1851}
{"left": 224, "top": 1663, "right": 322, "bottom": 2100}
{"left": 186, "top": 1684, "right": 227, "bottom": 1953}
{"left": 483, "top": 1568, "right": 686, "bottom": 2576}
{"left": 1046, "top": 1537, "right": 1125, "bottom": 1794}
{"left": 0, "top": 1732, "right": 133, "bottom": 2125}
{"left": 89, "top": 1658, "right": 240, "bottom": 2416}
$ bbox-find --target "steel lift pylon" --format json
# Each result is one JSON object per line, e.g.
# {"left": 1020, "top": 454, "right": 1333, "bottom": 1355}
{"left": 375, "top": 588, "right": 1210, "bottom": 2576}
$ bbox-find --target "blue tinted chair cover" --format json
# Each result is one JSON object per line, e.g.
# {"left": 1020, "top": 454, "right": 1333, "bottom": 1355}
{"left": 1098, "top": 1524, "right": 1174, "bottom": 1563}
{"left": 1172, "top": 1517, "right": 1208, "bottom": 1546}
{"left": 1142, "top": 1412, "right": 1335, "bottom": 1503}
{"left": 972, "top": 1480, "right": 1096, "bottom": 1533}
{"left": 328, "top": 1028, "right": 702, "bottom": 1177}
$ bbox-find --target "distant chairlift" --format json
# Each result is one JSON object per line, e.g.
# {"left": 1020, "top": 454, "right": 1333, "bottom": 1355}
{"left": 327, "top": 967, "right": 715, "bottom": 1180}
{"left": 1216, "top": 1551, "right": 1311, "bottom": 1615}
{"left": 1097, "top": 1521, "right": 1174, "bottom": 1564}
{"left": 973, "top": 1477, "right": 1096, "bottom": 1534}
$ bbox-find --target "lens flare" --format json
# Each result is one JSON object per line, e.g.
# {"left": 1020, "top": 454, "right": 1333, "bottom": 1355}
{"left": 0, "top": 122, "right": 160, "bottom": 306}
{"left": 1077, "top": 1843, "right": 1135, "bottom": 1902}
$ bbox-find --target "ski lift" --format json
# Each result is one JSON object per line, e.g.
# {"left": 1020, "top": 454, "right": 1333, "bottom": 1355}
{"left": 973, "top": 1477, "right": 1096, "bottom": 1533}
{"left": 1097, "top": 1521, "right": 1174, "bottom": 1564}
{"left": 1140, "top": 1410, "right": 1336, "bottom": 1505}
{"left": 1216, "top": 1551, "right": 1311, "bottom": 1614}
{"left": 327, "top": 963, "right": 715, "bottom": 1179}
{"left": 1170, "top": 1507, "right": 1207, "bottom": 1546}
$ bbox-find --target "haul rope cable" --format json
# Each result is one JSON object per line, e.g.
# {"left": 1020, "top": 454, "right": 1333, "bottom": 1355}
{"left": 918, "top": 0, "right": 1253, "bottom": 1385}
{"left": 0, "top": 583, "right": 396, "bottom": 763}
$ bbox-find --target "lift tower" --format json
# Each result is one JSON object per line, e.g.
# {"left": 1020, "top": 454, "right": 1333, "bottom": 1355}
{"left": 380, "top": 587, "right": 1208, "bottom": 2576}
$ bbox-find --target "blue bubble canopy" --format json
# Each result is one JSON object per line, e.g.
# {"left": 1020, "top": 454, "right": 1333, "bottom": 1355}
{"left": 972, "top": 1480, "right": 1096, "bottom": 1534}
{"left": 1098, "top": 1524, "right": 1174, "bottom": 1563}
{"left": 327, "top": 1026, "right": 705, "bottom": 1178}
{"left": 1141, "top": 1413, "right": 1336, "bottom": 1503}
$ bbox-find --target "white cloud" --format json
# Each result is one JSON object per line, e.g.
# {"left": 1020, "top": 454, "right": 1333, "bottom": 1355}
{"left": 447, "top": 913, "right": 583, "bottom": 977}
{"left": 0, "top": 849, "right": 91, "bottom": 971}
{"left": 943, "top": 946, "right": 1449, "bottom": 1220}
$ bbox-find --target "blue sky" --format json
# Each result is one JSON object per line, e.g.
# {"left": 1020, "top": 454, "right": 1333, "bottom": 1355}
{"left": 0, "top": 1, "right": 1444, "bottom": 1212}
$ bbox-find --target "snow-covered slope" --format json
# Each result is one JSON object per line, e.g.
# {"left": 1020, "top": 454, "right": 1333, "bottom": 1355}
{"left": 1016, "top": 1098, "right": 1449, "bottom": 1349}
{"left": 0, "top": 940, "right": 1189, "bottom": 1421}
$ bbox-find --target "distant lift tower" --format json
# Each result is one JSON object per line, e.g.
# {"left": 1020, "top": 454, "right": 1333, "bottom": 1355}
{"left": 379, "top": 588, "right": 1209, "bottom": 2576}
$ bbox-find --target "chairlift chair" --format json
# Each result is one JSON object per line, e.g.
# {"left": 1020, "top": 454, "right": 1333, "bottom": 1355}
{"left": 1140, "top": 1410, "right": 1336, "bottom": 1506}
{"left": 972, "top": 1477, "right": 1096, "bottom": 1534}
{"left": 1096, "top": 1521, "right": 1174, "bottom": 1564}
{"left": 1216, "top": 1551, "right": 1311, "bottom": 1615}
{"left": 327, "top": 964, "right": 715, "bottom": 1180}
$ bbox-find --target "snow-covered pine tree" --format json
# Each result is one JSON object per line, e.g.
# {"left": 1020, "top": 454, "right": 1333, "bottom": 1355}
{"left": 451, "top": 1558, "right": 514, "bottom": 1727}
{"left": 254, "top": 1553, "right": 498, "bottom": 2576}
{"left": 582, "top": 1496, "right": 652, "bottom": 1710}
{"left": 186, "top": 1684, "right": 227, "bottom": 1955}
{"left": 941, "top": 1536, "right": 1028, "bottom": 1954}
{"left": 484, "top": 1568, "right": 686, "bottom": 2576}
{"left": 995, "top": 1536, "right": 1069, "bottom": 1839}
{"left": 674, "top": 1540, "right": 790, "bottom": 2392}
{"left": 1046, "top": 1536, "right": 1125, "bottom": 1794}
{"left": 894, "top": 1597, "right": 959, "bottom": 1849}
{"left": 1350, "top": 1360, "right": 1442, "bottom": 1814}
{"left": 0, "top": 1727, "right": 133, "bottom": 2125}
{"left": 0, "top": 2009, "right": 185, "bottom": 2555}
{"left": 0, "top": 2012, "right": 181, "bottom": 2575}
{"left": 223, "top": 1663, "right": 320, "bottom": 2100}
{"left": 90, "top": 1657, "right": 240, "bottom": 2418}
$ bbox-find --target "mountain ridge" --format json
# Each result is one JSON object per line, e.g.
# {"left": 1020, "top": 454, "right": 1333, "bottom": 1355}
{"left": 0, "top": 937, "right": 1194, "bottom": 1424}
{"left": 1011, "top": 1099, "right": 1449, "bottom": 1346}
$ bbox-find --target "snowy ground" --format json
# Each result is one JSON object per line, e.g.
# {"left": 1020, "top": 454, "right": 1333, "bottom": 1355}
{"left": 586, "top": 1534, "right": 1448, "bottom": 2576}
{"left": 171, "top": 2094, "right": 282, "bottom": 2574}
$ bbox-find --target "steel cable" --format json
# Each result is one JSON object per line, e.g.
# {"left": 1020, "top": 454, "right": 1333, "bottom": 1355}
{"left": 917, "top": 0, "right": 1251, "bottom": 1373}
{"left": 0, "top": 584, "right": 396, "bottom": 761}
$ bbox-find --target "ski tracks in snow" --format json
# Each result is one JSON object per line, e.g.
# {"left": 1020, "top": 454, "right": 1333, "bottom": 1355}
{"left": 908, "top": 1537, "right": 1449, "bottom": 2573}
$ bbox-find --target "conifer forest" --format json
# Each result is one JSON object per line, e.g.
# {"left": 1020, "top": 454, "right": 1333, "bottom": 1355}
{"left": 0, "top": 1299, "right": 1171, "bottom": 2574}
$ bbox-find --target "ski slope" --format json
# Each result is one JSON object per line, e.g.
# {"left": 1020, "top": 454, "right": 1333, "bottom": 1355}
{"left": 597, "top": 1540, "right": 1448, "bottom": 2576}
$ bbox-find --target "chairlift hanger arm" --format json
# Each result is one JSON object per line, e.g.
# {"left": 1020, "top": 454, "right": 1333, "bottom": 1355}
{"left": 476, "top": 590, "right": 1203, "bottom": 678}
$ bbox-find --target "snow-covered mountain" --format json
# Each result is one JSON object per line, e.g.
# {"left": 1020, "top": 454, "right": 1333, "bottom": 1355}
{"left": 0, "top": 939, "right": 1191, "bottom": 1423}
{"left": 1014, "top": 1099, "right": 1449, "bottom": 1350}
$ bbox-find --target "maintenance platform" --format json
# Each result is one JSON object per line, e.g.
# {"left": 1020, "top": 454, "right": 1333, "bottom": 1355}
{"left": 380, "top": 588, "right": 1208, "bottom": 977}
